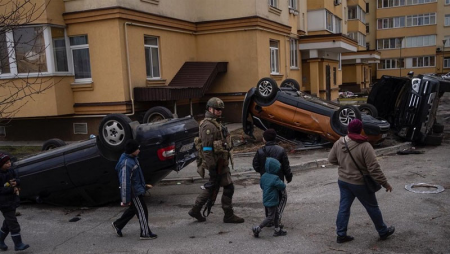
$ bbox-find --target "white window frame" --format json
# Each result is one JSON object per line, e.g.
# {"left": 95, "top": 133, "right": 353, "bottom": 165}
{"left": 289, "top": 39, "right": 298, "bottom": 68}
{"left": 444, "top": 36, "right": 450, "bottom": 47}
{"left": 446, "top": 0, "right": 450, "bottom": 5}
{"left": 444, "top": 58, "right": 450, "bottom": 68}
{"left": 269, "top": 0, "right": 277, "bottom": 8}
{"left": 0, "top": 25, "right": 71, "bottom": 79}
{"left": 410, "top": 56, "right": 435, "bottom": 68}
{"left": 288, "top": 0, "right": 297, "bottom": 10}
{"left": 70, "top": 35, "right": 92, "bottom": 83}
{"left": 445, "top": 15, "right": 450, "bottom": 26}
{"left": 270, "top": 40, "right": 279, "bottom": 74}
{"left": 144, "top": 36, "right": 161, "bottom": 79}
{"left": 378, "top": 58, "right": 403, "bottom": 69}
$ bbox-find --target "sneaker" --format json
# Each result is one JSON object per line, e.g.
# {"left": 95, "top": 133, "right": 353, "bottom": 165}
{"left": 140, "top": 233, "right": 158, "bottom": 240}
{"left": 252, "top": 226, "right": 261, "bottom": 238}
{"left": 336, "top": 235, "right": 354, "bottom": 243}
{"left": 273, "top": 229, "right": 287, "bottom": 237}
{"left": 111, "top": 222, "right": 123, "bottom": 237}
{"left": 380, "top": 226, "right": 395, "bottom": 240}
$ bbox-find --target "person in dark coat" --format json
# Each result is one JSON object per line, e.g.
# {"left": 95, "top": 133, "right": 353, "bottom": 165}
{"left": 253, "top": 129, "right": 292, "bottom": 227}
{"left": 252, "top": 158, "right": 287, "bottom": 237}
{"left": 0, "top": 153, "right": 29, "bottom": 251}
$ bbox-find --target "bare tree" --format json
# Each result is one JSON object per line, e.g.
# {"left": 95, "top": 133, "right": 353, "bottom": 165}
{"left": 0, "top": 0, "right": 54, "bottom": 122}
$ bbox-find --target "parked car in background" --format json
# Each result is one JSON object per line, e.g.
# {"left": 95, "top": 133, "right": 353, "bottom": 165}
{"left": 11, "top": 107, "right": 198, "bottom": 206}
{"left": 366, "top": 73, "right": 449, "bottom": 145}
{"left": 242, "top": 78, "right": 390, "bottom": 146}
{"left": 441, "top": 72, "right": 450, "bottom": 80}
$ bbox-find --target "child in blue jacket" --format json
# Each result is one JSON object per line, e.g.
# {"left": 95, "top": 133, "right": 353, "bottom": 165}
{"left": 252, "top": 157, "right": 287, "bottom": 237}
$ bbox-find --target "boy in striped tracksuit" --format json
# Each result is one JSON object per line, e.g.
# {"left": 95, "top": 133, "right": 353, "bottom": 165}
{"left": 111, "top": 140, "right": 157, "bottom": 240}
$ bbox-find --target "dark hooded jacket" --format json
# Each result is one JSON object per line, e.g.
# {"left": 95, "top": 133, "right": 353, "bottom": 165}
{"left": 328, "top": 136, "right": 388, "bottom": 187}
{"left": 260, "top": 158, "right": 286, "bottom": 207}
{"left": 253, "top": 141, "right": 292, "bottom": 182}
{"left": 0, "top": 168, "right": 20, "bottom": 210}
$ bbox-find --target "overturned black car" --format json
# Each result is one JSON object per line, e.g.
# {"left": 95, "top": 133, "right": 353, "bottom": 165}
{"left": 11, "top": 109, "right": 198, "bottom": 206}
{"left": 366, "top": 73, "right": 449, "bottom": 145}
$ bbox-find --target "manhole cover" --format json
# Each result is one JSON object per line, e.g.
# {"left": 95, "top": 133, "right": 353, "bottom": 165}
{"left": 405, "top": 183, "right": 445, "bottom": 194}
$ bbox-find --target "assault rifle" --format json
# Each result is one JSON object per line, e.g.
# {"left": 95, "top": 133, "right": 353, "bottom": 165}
{"left": 202, "top": 157, "right": 225, "bottom": 217}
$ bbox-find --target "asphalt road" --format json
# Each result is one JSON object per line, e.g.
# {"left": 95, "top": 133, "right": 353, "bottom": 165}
{"left": 9, "top": 139, "right": 450, "bottom": 254}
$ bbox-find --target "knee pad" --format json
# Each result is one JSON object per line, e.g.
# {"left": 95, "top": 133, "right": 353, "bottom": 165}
{"left": 223, "top": 183, "right": 234, "bottom": 198}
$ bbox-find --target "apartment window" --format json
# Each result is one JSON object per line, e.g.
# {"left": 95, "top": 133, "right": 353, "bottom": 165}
{"left": 446, "top": 15, "right": 450, "bottom": 26}
{"left": 326, "top": 11, "right": 342, "bottom": 33}
{"left": 366, "top": 24, "right": 370, "bottom": 33}
{"left": 270, "top": 40, "right": 279, "bottom": 74}
{"left": 378, "top": 0, "right": 435, "bottom": 8}
{"left": 14, "top": 27, "right": 47, "bottom": 73}
{"left": 0, "top": 33, "right": 10, "bottom": 74}
{"left": 348, "top": 5, "right": 366, "bottom": 23}
{"left": 290, "top": 39, "right": 298, "bottom": 68}
{"left": 411, "top": 56, "right": 435, "bottom": 67}
{"left": 144, "top": 36, "right": 160, "bottom": 79}
{"left": 445, "top": 36, "right": 450, "bottom": 47}
{"left": 288, "top": 0, "right": 297, "bottom": 10}
{"left": 444, "top": 58, "right": 450, "bottom": 68}
{"left": 406, "top": 13, "right": 436, "bottom": 27}
{"left": 348, "top": 32, "right": 366, "bottom": 47}
{"left": 446, "top": 0, "right": 450, "bottom": 4}
{"left": 70, "top": 35, "right": 91, "bottom": 81}
{"left": 378, "top": 58, "right": 403, "bottom": 69}
{"left": 366, "top": 42, "right": 370, "bottom": 50}
{"left": 269, "top": 0, "right": 277, "bottom": 8}
{"left": 52, "top": 27, "right": 68, "bottom": 72}
{"left": 405, "top": 35, "right": 436, "bottom": 48}
{"left": 366, "top": 2, "right": 369, "bottom": 12}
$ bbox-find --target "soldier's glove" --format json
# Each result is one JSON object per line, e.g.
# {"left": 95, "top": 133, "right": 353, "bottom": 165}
{"left": 286, "top": 173, "right": 293, "bottom": 183}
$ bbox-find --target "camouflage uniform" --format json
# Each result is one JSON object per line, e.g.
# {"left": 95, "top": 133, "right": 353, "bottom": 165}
{"left": 188, "top": 98, "right": 244, "bottom": 223}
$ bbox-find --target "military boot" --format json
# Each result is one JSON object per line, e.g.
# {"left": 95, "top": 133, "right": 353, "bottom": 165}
{"left": 223, "top": 208, "right": 244, "bottom": 223}
{"left": 188, "top": 206, "right": 206, "bottom": 222}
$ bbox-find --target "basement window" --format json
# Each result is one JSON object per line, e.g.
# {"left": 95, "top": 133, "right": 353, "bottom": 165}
{"left": 0, "top": 126, "right": 5, "bottom": 137}
{"left": 73, "top": 123, "right": 88, "bottom": 134}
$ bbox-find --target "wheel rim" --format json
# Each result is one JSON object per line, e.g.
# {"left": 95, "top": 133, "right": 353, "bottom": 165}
{"left": 258, "top": 80, "right": 273, "bottom": 97}
{"left": 339, "top": 108, "right": 357, "bottom": 126}
{"left": 102, "top": 119, "right": 126, "bottom": 146}
{"left": 146, "top": 113, "right": 165, "bottom": 123}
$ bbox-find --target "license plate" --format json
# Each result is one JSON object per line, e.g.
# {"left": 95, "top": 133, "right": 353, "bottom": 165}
{"left": 382, "top": 133, "right": 387, "bottom": 138}
{"left": 179, "top": 142, "right": 194, "bottom": 153}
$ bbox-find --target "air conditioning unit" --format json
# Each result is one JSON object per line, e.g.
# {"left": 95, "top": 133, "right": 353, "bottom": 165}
{"left": 334, "top": 0, "right": 341, "bottom": 6}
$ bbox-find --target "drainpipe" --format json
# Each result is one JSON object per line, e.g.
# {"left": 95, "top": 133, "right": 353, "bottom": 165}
{"left": 124, "top": 22, "right": 135, "bottom": 116}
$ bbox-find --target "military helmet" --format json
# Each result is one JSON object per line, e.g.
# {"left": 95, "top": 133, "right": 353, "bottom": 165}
{"left": 206, "top": 97, "right": 225, "bottom": 110}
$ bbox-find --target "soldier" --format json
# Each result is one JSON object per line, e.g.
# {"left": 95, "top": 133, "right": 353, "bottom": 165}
{"left": 188, "top": 97, "right": 244, "bottom": 223}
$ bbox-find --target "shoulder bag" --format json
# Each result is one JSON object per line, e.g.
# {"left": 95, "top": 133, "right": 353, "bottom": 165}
{"left": 343, "top": 137, "right": 381, "bottom": 193}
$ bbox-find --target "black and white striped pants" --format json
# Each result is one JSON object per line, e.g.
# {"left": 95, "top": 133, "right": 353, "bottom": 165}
{"left": 114, "top": 195, "right": 153, "bottom": 237}
{"left": 265, "top": 189, "right": 287, "bottom": 225}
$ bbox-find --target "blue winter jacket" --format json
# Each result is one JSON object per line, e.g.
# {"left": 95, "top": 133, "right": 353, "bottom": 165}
{"left": 260, "top": 157, "right": 286, "bottom": 207}
{"left": 115, "top": 153, "right": 147, "bottom": 204}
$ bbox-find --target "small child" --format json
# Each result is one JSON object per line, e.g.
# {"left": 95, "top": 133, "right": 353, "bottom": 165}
{"left": 0, "top": 153, "right": 29, "bottom": 251}
{"left": 252, "top": 157, "right": 287, "bottom": 237}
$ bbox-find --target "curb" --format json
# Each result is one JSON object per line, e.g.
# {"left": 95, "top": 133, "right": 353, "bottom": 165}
{"left": 160, "top": 142, "right": 412, "bottom": 185}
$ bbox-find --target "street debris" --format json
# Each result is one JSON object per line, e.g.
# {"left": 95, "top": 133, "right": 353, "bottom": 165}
{"left": 405, "top": 183, "right": 444, "bottom": 194}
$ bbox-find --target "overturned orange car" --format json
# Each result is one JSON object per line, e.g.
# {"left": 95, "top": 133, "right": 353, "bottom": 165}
{"left": 242, "top": 78, "right": 390, "bottom": 145}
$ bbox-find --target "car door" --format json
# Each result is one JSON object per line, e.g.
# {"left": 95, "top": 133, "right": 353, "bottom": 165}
{"left": 15, "top": 149, "right": 74, "bottom": 199}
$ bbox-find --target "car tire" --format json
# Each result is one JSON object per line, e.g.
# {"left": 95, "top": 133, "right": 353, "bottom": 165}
{"left": 337, "top": 105, "right": 362, "bottom": 127}
{"left": 423, "top": 133, "right": 443, "bottom": 146}
{"left": 432, "top": 122, "right": 444, "bottom": 134}
{"left": 358, "top": 104, "right": 378, "bottom": 117}
{"left": 41, "top": 138, "right": 66, "bottom": 151}
{"left": 98, "top": 114, "right": 132, "bottom": 152}
{"left": 255, "top": 77, "right": 278, "bottom": 102}
{"left": 280, "top": 79, "right": 300, "bottom": 91}
{"left": 143, "top": 106, "right": 173, "bottom": 123}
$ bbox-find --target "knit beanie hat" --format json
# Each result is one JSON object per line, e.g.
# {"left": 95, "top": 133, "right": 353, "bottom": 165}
{"left": 348, "top": 119, "right": 363, "bottom": 134}
{"left": 125, "top": 140, "right": 140, "bottom": 154}
{"left": 263, "top": 129, "right": 277, "bottom": 141}
{"left": 0, "top": 153, "right": 11, "bottom": 169}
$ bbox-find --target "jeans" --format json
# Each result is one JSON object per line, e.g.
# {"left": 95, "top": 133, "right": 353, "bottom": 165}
{"left": 336, "top": 180, "right": 388, "bottom": 237}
